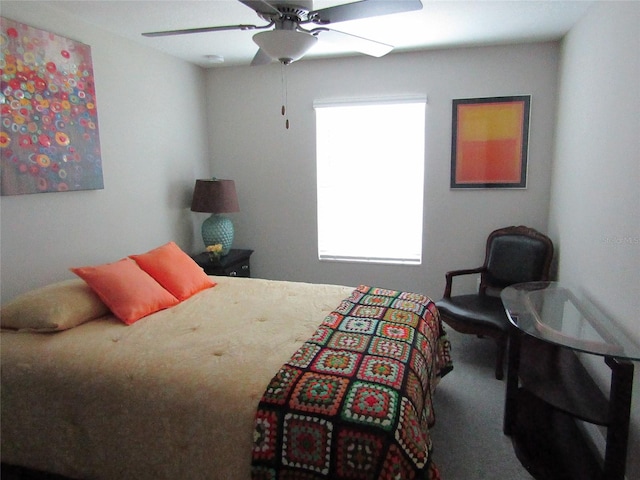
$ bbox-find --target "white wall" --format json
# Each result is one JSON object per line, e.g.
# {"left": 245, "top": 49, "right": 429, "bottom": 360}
{"left": 550, "top": 1, "right": 640, "bottom": 476}
{"left": 206, "top": 42, "right": 559, "bottom": 296}
{"left": 0, "top": 2, "right": 211, "bottom": 302}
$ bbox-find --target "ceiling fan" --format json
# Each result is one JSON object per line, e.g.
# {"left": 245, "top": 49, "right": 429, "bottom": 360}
{"left": 142, "top": 0, "right": 423, "bottom": 66}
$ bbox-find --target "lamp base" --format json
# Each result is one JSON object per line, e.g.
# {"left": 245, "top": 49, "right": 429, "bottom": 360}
{"left": 202, "top": 214, "right": 234, "bottom": 256}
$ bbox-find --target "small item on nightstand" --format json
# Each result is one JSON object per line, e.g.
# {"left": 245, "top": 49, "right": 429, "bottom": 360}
{"left": 206, "top": 243, "right": 223, "bottom": 263}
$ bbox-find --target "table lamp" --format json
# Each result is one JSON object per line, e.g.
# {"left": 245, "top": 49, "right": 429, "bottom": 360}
{"left": 190, "top": 178, "right": 239, "bottom": 256}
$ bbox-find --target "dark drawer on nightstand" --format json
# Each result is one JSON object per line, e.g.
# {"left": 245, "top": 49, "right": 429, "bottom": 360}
{"left": 192, "top": 249, "right": 253, "bottom": 278}
{"left": 222, "top": 258, "right": 250, "bottom": 277}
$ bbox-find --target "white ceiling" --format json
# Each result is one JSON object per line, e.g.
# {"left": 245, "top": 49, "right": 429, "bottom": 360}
{"left": 40, "top": 0, "right": 594, "bottom": 68}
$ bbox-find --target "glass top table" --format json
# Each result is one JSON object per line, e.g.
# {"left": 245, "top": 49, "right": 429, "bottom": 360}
{"left": 501, "top": 281, "right": 640, "bottom": 361}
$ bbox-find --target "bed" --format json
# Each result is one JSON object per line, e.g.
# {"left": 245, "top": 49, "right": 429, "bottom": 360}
{"left": 1, "top": 248, "right": 452, "bottom": 480}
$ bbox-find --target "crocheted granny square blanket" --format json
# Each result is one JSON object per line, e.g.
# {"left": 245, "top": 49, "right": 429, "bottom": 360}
{"left": 251, "top": 285, "right": 452, "bottom": 480}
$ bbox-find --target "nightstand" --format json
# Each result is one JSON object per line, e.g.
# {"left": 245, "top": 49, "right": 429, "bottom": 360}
{"left": 192, "top": 249, "right": 253, "bottom": 277}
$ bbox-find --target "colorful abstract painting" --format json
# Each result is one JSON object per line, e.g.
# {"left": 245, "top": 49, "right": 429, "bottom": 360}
{"left": 451, "top": 96, "right": 530, "bottom": 189}
{"left": 1, "top": 17, "right": 103, "bottom": 195}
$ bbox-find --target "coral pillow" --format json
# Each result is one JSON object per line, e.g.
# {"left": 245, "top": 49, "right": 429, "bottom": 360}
{"left": 130, "top": 242, "right": 216, "bottom": 301}
{"left": 70, "top": 258, "right": 179, "bottom": 325}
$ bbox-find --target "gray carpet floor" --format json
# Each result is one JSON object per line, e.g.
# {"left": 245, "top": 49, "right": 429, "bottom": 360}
{"left": 430, "top": 327, "right": 534, "bottom": 479}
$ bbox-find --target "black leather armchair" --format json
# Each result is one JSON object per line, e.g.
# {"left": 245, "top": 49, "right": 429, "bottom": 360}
{"left": 435, "top": 226, "right": 554, "bottom": 379}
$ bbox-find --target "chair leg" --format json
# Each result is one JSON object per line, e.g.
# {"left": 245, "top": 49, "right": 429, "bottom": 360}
{"left": 494, "top": 334, "right": 507, "bottom": 380}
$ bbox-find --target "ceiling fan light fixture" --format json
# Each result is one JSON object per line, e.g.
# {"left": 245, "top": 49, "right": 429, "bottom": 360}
{"left": 253, "top": 30, "right": 318, "bottom": 64}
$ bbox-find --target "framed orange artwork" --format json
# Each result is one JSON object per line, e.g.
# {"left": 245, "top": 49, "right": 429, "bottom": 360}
{"left": 451, "top": 96, "right": 530, "bottom": 189}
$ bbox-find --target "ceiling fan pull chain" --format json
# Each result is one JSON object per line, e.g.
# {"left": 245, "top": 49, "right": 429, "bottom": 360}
{"left": 281, "top": 62, "right": 290, "bottom": 129}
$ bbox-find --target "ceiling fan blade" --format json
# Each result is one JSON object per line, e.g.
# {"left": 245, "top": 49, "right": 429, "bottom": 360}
{"left": 142, "top": 23, "right": 263, "bottom": 37}
{"left": 238, "top": 0, "right": 280, "bottom": 16}
{"left": 250, "top": 48, "right": 273, "bottom": 66}
{"left": 314, "top": 28, "right": 393, "bottom": 57}
{"left": 311, "top": 0, "right": 422, "bottom": 25}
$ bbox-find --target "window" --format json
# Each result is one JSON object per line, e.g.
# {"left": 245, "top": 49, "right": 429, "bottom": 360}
{"left": 315, "top": 98, "right": 426, "bottom": 265}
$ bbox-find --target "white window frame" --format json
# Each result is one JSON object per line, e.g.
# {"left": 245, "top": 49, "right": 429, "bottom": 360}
{"left": 315, "top": 97, "right": 426, "bottom": 265}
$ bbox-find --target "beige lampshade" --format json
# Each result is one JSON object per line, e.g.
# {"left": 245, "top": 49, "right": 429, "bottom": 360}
{"left": 190, "top": 179, "right": 239, "bottom": 214}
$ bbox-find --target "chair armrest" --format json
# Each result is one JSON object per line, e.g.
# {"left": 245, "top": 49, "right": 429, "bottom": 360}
{"left": 443, "top": 267, "right": 485, "bottom": 298}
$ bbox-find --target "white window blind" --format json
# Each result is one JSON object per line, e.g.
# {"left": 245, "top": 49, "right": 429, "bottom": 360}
{"left": 315, "top": 99, "right": 426, "bottom": 265}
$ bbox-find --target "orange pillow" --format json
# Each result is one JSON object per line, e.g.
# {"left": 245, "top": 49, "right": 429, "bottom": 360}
{"left": 130, "top": 242, "right": 216, "bottom": 301}
{"left": 70, "top": 258, "right": 179, "bottom": 325}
